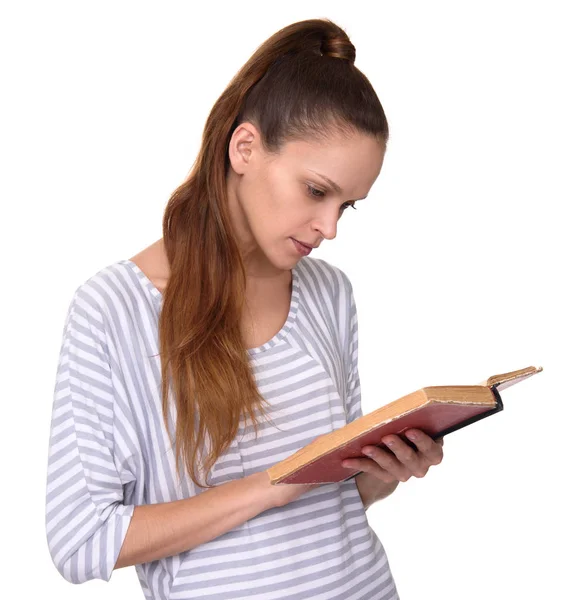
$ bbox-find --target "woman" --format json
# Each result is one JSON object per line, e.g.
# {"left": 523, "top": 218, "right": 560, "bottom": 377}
{"left": 45, "top": 18, "right": 444, "bottom": 600}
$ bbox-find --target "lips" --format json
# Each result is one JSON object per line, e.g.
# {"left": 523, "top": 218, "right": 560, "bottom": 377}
{"left": 292, "top": 239, "right": 316, "bottom": 249}
{"left": 291, "top": 238, "right": 313, "bottom": 256}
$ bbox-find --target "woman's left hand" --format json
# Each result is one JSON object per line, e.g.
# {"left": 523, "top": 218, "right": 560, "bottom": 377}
{"left": 342, "top": 429, "right": 444, "bottom": 483}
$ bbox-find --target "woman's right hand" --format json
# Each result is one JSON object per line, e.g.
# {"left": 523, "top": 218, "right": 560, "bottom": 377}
{"left": 262, "top": 434, "right": 327, "bottom": 507}
{"left": 260, "top": 471, "right": 321, "bottom": 507}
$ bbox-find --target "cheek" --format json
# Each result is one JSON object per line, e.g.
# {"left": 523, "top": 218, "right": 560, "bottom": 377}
{"left": 259, "top": 183, "right": 297, "bottom": 227}
{"left": 242, "top": 168, "right": 303, "bottom": 235}
{"left": 242, "top": 192, "right": 289, "bottom": 245}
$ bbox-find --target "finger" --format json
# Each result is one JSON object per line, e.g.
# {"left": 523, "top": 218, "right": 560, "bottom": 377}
{"left": 344, "top": 453, "right": 406, "bottom": 483}
{"left": 404, "top": 430, "right": 444, "bottom": 467}
{"left": 367, "top": 440, "right": 419, "bottom": 480}
{"left": 380, "top": 434, "right": 428, "bottom": 478}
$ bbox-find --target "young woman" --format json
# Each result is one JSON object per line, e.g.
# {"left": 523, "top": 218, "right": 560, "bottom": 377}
{"left": 45, "top": 18, "right": 444, "bottom": 600}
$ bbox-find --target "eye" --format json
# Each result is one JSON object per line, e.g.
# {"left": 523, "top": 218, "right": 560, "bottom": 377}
{"left": 306, "top": 184, "right": 326, "bottom": 198}
{"left": 306, "top": 184, "right": 358, "bottom": 214}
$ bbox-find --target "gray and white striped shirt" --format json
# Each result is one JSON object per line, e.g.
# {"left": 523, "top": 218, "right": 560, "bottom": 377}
{"left": 45, "top": 256, "right": 399, "bottom": 599}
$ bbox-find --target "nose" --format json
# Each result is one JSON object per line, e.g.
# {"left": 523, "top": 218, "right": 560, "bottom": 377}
{"left": 312, "top": 207, "right": 338, "bottom": 241}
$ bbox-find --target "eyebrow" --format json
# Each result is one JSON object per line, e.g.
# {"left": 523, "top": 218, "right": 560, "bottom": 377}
{"left": 307, "top": 169, "right": 368, "bottom": 200}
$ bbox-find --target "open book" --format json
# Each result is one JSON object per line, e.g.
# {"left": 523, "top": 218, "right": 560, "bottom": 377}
{"left": 267, "top": 366, "right": 543, "bottom": 485}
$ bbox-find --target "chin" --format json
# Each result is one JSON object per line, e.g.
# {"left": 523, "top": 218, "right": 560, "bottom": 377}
{"left": 270, "top": 243, "right": 300, "bottom": 271}
{"left": 272, "top": 255, "right": 297, "bottom": 272}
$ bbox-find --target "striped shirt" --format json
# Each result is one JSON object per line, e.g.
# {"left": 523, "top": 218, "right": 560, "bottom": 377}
{"left": 45, "top": 256, "right": 399, "bottom": 600}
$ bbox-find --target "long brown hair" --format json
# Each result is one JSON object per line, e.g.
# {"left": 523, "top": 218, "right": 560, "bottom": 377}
{"left": 160, "top": 18, "right": 389, "bottom": 488}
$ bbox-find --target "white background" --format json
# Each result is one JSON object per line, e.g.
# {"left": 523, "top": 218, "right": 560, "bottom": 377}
{"left": 2, "top": 1, "right": 581, "bottom": 599}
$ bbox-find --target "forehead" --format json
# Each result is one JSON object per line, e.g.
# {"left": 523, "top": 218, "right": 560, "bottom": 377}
{"left": 275, "top": 132, "right": 385, "bottom": 189}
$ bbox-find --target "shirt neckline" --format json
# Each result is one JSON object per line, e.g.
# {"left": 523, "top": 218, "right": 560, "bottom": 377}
{"left": 119, "top": 258, "right": 300, "bottom": 355}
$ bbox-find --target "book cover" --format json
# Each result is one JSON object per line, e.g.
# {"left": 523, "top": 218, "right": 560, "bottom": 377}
{"left": 267, "top": 366, "right": 543, "bottom": 485}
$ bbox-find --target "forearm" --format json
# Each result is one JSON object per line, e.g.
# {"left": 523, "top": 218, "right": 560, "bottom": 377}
{"left": 115, "top": 471, "right": 279, "bottom": 569}
{"left": 355, "top": 472, "right": 399, "bottom": 510}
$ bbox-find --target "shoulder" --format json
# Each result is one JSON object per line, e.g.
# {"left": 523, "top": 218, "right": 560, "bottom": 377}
{"left": 295, "top": 257, "right": 356, "bottom": 351}
{"left": 65, "top": 260, "right": 137, "bottom": 326}
{"left": 295, "top": 256, "right": 354, "bottom": 301}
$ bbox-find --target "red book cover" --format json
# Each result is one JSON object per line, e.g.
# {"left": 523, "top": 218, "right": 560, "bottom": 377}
{"left": 267, "top": 366, "right": 542, "bottom": 485}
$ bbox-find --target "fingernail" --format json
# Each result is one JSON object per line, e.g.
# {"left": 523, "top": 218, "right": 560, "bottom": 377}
{"left": 407, "top": 431, "right": 418, "bottom": 440}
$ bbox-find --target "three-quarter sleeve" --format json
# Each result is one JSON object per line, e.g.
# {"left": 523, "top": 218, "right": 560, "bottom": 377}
{"left": 345, "top": 278, "right": 364, "bottom": 425}
{"left": 45, "top": 288, "right": 135, "bottom": 584}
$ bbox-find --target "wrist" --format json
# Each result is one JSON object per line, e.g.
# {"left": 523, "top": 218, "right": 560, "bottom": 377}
{"left": 356, "top": 472, "right": 399, "bottom": 509}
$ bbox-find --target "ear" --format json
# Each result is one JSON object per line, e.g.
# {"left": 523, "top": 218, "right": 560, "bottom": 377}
{"left": 228, "top": 122, "right": 261, "bottom": 176}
